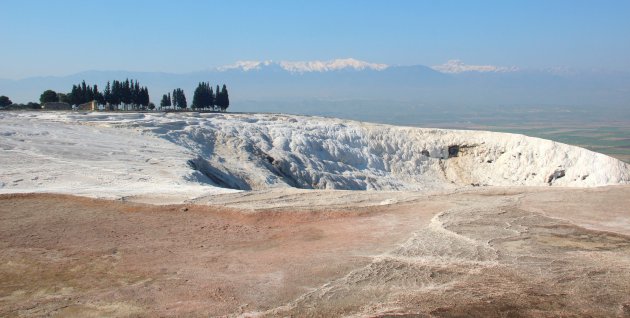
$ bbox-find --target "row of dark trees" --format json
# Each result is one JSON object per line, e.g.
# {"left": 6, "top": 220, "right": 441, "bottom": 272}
{"left": 103, "top": 79, "right": 150, "bottom": 110}
{"left": 159, "top": 89, "right": 187, "bottom": 109}
{"left": 191, "top": 83, "right": 230, "bottom": 111}
{"left": 191, "top": 82, "right": 213, "bottom": 110}
{"left": 160, "top": 83, "right": 229, "bottom": 111}
{"left": 172, "top": 88, "right": 187, "bottom": 109}
{"left": 68, "top": 81, "right": 104, "bottom": 106}
{"left": 215, "top": 84, "right": 230, "bottom": 111}
{"left": 0, "top": 95, "right": 40, "bottom": 110}
{"left": 37, "top": 79, "right": 151, "bottom": 110}
{"left": 3, "top": 81, "right": 230, "bottom": 112}
{"left": 1, "top": 95, "right": 41, "bottom": 110}
{"left": 37, "top": 82, "right": 102, "bottom": 106}
{"left": 160, "top": 93, "right": 172, "bottom": 108}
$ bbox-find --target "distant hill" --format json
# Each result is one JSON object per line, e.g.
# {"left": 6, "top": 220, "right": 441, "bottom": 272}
{"left": 2, "top": 58, "right": 629, "bottom": 112}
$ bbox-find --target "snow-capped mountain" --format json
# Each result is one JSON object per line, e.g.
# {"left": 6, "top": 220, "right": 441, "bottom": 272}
{"left": 218, "top": 58, "right": 389, "bottom": 73}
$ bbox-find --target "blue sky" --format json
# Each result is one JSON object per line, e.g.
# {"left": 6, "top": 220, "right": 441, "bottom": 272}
{"left": 1, "top": 0, "right": 629, "bottom": 79}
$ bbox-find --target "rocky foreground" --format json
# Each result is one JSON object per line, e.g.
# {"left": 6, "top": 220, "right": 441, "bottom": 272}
{"left": 1, "top": 186, "right": 630, "bottom": 317}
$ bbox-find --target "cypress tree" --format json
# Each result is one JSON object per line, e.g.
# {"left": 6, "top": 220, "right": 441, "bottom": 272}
{"left": 69, "top": 85, "right": 78, "bottom": 105}
{"left": 94, "top": 84, "right": 105, "bottom": 106}
{"left": 114, "top": 81, "right": 121, "bottom": 108}
{"left": 171, "top": 88, "right": 187, "bottom": 109}
{"left": 116, "top": 80, "right": 122, "bottom": 107}
{"left": 160, "top": 94, "right": 169, "bottom": 108}
{"left": 214, "top": 85, "right": 220, "bottom": 110}
{"left": 123, "top": 79, "right": 130, "bottom": 109}
{"left": 104, "top": 81, "right": 111, "bottom": 108}
{"left": 192, "top": 83, "right": 203, "bottom": 110}
{"left": 81, "top": 81, "right": 87, "bottom": 104}
{"left": 221, "top": 84, "right": 229, "bottom": 111}
{"left": 181, "top": 91, "right": 187, "bottom": 109}
{"left": 142, "top": 87, "right": 150, "bottom": 107}
{"left": 134, "top": 81, "right": 141, "bottom": 108}
{"left": 206, "top": 82, "right": 213, "bottom": 109}
{"left": 87, "top": 85, "right": 94, "bottom": 103}
{"left": 208, "top": 86, "right": 214, "bottom": 111}
{"left": 178, "top": 89, "right": 187, "bottom": 109}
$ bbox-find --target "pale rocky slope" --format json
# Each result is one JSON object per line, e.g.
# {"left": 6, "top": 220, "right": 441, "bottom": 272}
{"left": 1, "top": 112, "right": 628, "bottom": 199}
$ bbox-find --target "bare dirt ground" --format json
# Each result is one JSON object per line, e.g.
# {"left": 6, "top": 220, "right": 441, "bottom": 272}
{"left": 1, "top": 186, "right": 630, "bottom": 317}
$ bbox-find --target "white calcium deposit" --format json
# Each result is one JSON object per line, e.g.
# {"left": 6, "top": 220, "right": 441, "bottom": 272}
{"left": 1, "top": 111, "right": 628, "bottom": 199}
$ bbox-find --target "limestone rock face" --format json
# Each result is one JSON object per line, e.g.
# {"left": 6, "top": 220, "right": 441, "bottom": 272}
{"left": 1, "top": 112, "right": 629, "bottom": 197}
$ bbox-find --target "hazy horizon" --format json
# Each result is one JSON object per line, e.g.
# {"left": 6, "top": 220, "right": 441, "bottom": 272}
{"left": 2, "top": 0, "right": 630, "bottom": 79}
{"left": 2, "top": 1, "right": 629, "bottom": 131}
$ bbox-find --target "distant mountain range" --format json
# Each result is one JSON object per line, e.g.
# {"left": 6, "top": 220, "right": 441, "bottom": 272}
{"left": 2, "top": 58, "right": 629, "bottom": 111}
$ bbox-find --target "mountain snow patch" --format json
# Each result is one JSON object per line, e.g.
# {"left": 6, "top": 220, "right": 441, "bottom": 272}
{"left": 1, "top": 112, "right": 628, "bottom": 198}
{"left": 218, "top": 58, "right": 389, "bottom": 73}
